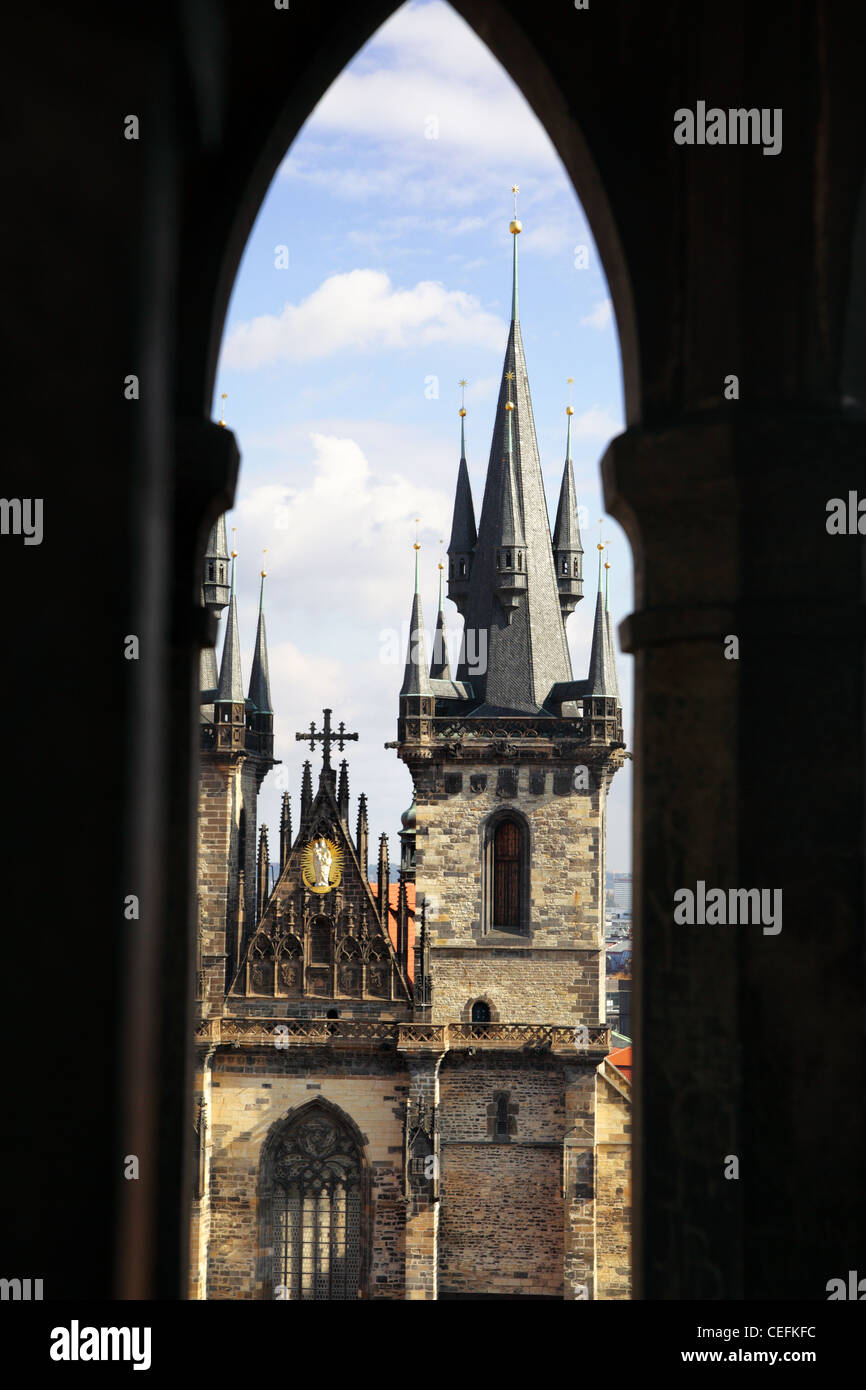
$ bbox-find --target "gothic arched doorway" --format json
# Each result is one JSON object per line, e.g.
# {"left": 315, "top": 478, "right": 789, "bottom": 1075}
{"left": 262, "top": 1101, "right": 370, "bottom": 1301}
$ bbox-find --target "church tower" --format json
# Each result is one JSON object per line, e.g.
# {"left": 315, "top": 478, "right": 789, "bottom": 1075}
{"left": 197, "top": 544, "right": 278, "bottom": 1016}
{"left": 191, "top": 198, "right": 630, "bottom": 1305}
{"left": 395, "top": 193, "right": 628, "bottom": 1299}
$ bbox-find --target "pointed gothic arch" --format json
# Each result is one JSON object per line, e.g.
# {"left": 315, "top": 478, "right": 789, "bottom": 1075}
{"left": 481, "top": 806, "right": 532, "bottom": 936}
{"left": 258, "top": 1099, "right": 372, "bottom": 1301}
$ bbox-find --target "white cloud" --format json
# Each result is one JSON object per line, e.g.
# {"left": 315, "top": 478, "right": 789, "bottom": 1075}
{"left": 520, "top": 221, "right": 575, "bottom": 256}
{"left": 303, "top": 2, "right": 558, "bottom": 170}
{"left": 231, "top": 431, "right": 452, "bottom": 623}
{"left": 580, "top": 298, "right": 613, "bottom": 330}
{"left": 570, "top": 405, "right": 622, "bottom": 440}
{"left": 221, "top": 269, "right": 506, "bottom": 369}
{"left": 464, "top": 375, "right": 499, "bottom": 404}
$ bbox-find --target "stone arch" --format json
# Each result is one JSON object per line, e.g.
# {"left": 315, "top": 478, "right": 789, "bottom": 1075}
{"left": 462, "top": 995, "right": 500, "bottom": 1023}
{"left": 180, "top": 2, "right": 638, "bottom": 426}
{"left": 257, "top": 1098, "right": 372, "bottom": 1301}
{"left": 480, "top": 805, "right": 532, "bottom": 936}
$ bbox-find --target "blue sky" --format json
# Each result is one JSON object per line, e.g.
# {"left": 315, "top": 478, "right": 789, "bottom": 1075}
{"left": 213, "top": 0, "right": 633, "bottom": 873}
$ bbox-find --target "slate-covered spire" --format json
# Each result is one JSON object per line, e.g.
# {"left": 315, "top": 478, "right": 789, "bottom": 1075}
{"left": 455, "top": 194, "right": 572, "bottom": 713}
{"left": 199, "top": 582, "right": 219, "bottom": 695}
{"left": 491, "top": 399, "right": 527, "bottom": 620}
{"left": 446, "top": 387, "right": 477, "bottom": 615}
{"left": 247, "top": 561, "right": 274, "bottom": 759}
{"left": 552, "top": 396, "right": 584, "bottom": 619}
{"left": 603, "top": 553, "right": 622, "bottom": 705}
{"left": 203, "top": 514, "right": 230, "bottom": 612}
{"left": 400, "top": 540, "right": 433, "bottom": 697}
{"left": 212, "top": 547, "right": 247, "bottom": 751}
{"left": 585, "top": 541, "right": 619, "bottom": 698}
{"left": 248, "top": 565, "right": 272, "bottom": 715}
{"left": 216, "top": 552, "right": 244, "bottom": 704}
{"left": 356, "top": 792, "right": 369, "bottom": 882}
{"left": 279, "top": 792, "right": 291, "bottom": 870}
{"left": 430, "top": 555, "right": 452, "bottom": 680}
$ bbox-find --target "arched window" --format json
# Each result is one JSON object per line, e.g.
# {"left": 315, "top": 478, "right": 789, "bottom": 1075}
{"left": 459, "top": 559, "right": 466, "bottom": 578}
{"left": 267, "top": 1103, "right": 365, "bottom": 1301}
{"left": 471, "top": 999, "right": 491, "bottom": 1023}
{"left": 493, "top": 818, "right": 520, "bottom": 928}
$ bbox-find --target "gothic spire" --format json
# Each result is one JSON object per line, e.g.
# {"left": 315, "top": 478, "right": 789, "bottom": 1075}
{"left": 446, "top": 381, "right": 477, "bottom": 616}
{"left": 430, "top": 553, "right": 452, "bottom": 680}
{"left": 257, "top": 825, "right": 269, "bottom": 923}
{"left": 356, "top": 792, "right": 369, "bottom": 882}
{"left": 585, "top": 541, "right": 619, "bottom": 698}
{"left": 337, "top": 759, "right": 350, "bottom": 822}
{"left": 455, "top": 194, "right": 572, "bottom": 712}
{"left": 203, "top": 514, "right": 230, "bottom": 613}
{"left": 279, "top": 792, "right": 291, "bottom": 870}
{"left": 377, "top": 833, "right": 390, "bottom": 925}
{"left": 247, "top": 562, "right": 272, "bottom": 714}
{"left": 300, "top": 760, "right": 313, "bottom": 825}
{"left": 552, "top": 393, "right": 584, "bottom": 618}
{"left": 215, "top": 548, "right": 244, "bottom": 704}
{"left": 199, "top": 583, "right": 218, "bottom": 695}
{"left": 400, "top": 537, "right": 433, "bottom": 696}
{"left": 603, "top": 552, "right": 622, "bottom": 704}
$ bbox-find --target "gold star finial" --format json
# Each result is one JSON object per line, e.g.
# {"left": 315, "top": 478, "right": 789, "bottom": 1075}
{"left": 262, "top": 547, "right": 267, "bottom": 579}
{"left": 231, "top": 525, "right": 238, "bottom": 560}
{"left": 505, "top": 369, "right": 515, "bottom": 381}
{"left": 218, "top": 392, "right": 227, "bottom": 428}
{"left": 597, "top": 519, "right": 604, "bottom": 552}
{"left": 510, "top": 185, "right": 522, "bottom": 235}
{"left": 413, "top": 517, "right": 421, "bottom": 552}
{"left": 458, "top": 379, "right": 468, "bottom": 416}
{"left": 566, "top": 377, "right": 574, "bottom": 416}
{"left": 438, "top": 537, "right": 445, "bottom": 572}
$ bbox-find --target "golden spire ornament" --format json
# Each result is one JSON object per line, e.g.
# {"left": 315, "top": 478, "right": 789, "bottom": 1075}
{"left": 231, "top": 525, "right": 238, "bottom": 560}
{"left": 218, "top": 392, "right": 227, "bottom": 428}
{"left": 567, "top": 377, "right": 574, "bottom": 417}
{"left": 510, "top": 184, "right": 522, "bottom": 235}
{"left": 458, "top": 379, "right": 468, "bottom": 417}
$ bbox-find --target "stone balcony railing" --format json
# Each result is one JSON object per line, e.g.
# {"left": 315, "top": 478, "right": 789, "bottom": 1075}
{"left": 196, "top": 1017, "right": 609, "bottom": 1057}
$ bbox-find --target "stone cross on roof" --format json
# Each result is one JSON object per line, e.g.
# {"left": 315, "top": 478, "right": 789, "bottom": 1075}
{"left": 295, "top": 707, "right": 358, "bottom": 771}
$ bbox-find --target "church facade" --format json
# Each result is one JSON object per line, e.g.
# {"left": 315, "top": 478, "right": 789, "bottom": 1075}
{"left": 190, "top": 209, "right": 631, "bottom": 1301}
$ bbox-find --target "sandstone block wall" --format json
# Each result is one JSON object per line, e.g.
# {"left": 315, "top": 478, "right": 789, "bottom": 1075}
{"left": 205, "top": 1049, "right": 409, "bottom": 1300}
{"left": 437, "top": 1057, "right": 567, "bottom": 1298}
{"left": 595, "top": 1070, "right": 632, "bottom": 1300}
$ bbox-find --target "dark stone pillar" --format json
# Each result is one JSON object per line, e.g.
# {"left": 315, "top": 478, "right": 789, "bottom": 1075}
{"left": 605, "top": 412, "right": 866, "bottom": 1298}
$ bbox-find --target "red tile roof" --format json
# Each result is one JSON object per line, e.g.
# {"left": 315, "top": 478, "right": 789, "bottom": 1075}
{"left": 369, "top": 881, "right": 416, "bottom": 983}
{"left": 607, "top": 1043, "right": 632, "bottom": 1083}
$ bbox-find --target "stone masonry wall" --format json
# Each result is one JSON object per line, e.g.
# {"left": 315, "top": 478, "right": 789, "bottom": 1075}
{"left": 198, "top": 760, "right": 242, "bottom": 1015}
{"left": 437, "top": 1056, "right": 566, "bottom": 1297}
{"left": 205, "top": 1049, "right": 409, "bottom": 1300}
{"left": 594, "top": 1069, "right": 631, "bottom": 1300}
{"left": 412, "top": 759, "right": 609, "bottom": 1024}
{"left": 429, "top": 948, "right": 602, "bottom": 1026}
